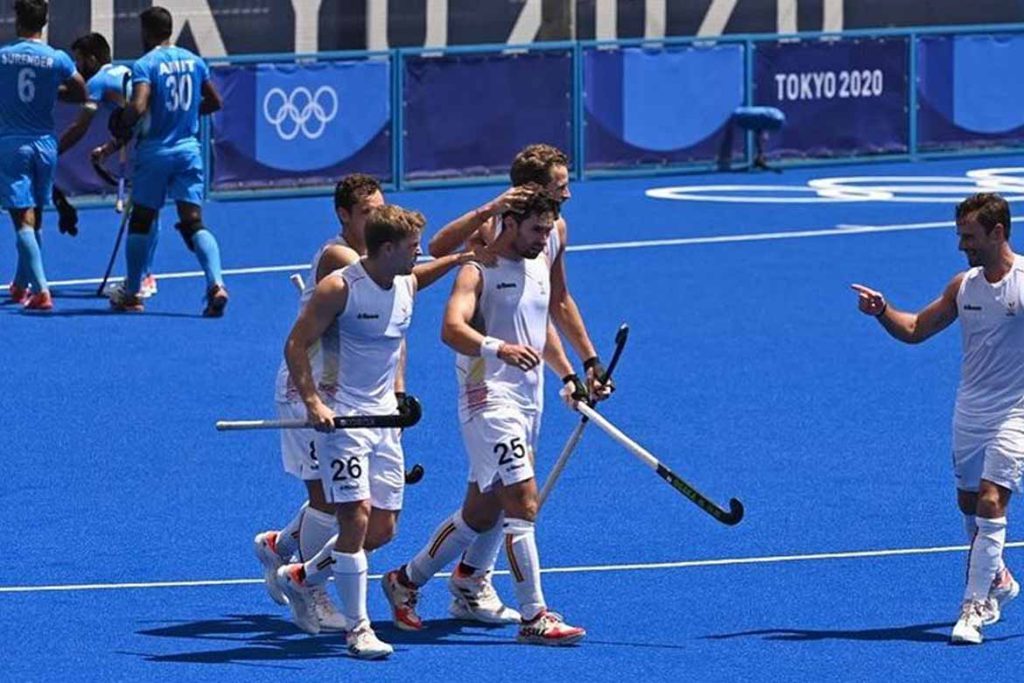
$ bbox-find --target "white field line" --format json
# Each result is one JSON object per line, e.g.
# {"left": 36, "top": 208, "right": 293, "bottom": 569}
{"left": 48, "top": 219, "right": 954, "bottom": 288}
{"left": 2, "top": 540, "right": 1019, "bottom": 594}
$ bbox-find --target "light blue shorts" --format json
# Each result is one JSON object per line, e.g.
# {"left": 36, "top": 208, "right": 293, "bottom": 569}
{"left": 132, "top": 142, "right": 204, "bottom": 210}
{"left": 0, "top": 135, "right": 57, "bottom": 210}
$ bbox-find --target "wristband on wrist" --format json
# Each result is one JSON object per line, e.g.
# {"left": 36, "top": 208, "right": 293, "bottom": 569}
{"left": 582, "top": 356, "right": 601, "bottom": 372}
{"left": 875, "top": 302, "right": 888, "bottom": 318}
{"left": 480, "top": 336, "right": 503, "bottom": 359}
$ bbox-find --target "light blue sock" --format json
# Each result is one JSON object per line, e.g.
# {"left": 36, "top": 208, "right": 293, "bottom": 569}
{"left": 191, "top": 229, "right": 223, "bottom": 288}
{"left": 144, "top": 220, "right": 160, "bottom": 275}
{"left": 124, "top": 234, "right": 149, "bottom": 294}
{"left": 15, "top": 228, "right": 47, "bottom": 292}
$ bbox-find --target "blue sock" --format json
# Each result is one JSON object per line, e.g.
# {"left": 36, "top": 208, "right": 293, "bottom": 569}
{"left": 124, "top": 234, "right": 149, "bottom": 294}
{"left": 15, "top": 228, "right": 47, "bottom": 292}
{"left": 191, "top": 229, "right": 224, "bottom": 288}
{"left": 144, "top": 220, "right": 160, "bottom": 275}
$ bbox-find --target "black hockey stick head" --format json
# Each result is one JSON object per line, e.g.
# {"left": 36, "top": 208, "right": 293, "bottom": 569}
{"left": 397, "top": 394, "right": 422, "bottom": 427}
{"left": 404, "top": 464, "right": 425, "bottom": 485}
{"left": 91, "top": 157, "right": 120, "bottom": 187}
{"left": 718, "top": 498, "right": 744, "bottom": 526}
{"left": 614, "top": 323, "right": 629, "bottom": 348}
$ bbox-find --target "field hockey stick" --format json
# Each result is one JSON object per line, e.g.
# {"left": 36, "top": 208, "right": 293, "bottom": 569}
{"left": 216, "top": 395, "right": 423, "bottom": 431}
{"left": 95, "top": 203, "right": 130, "bottom": 296}
{"left": 574, "top": 402, "right": 744, "bottom": 526}
{"left": 114, "top": 72, "right": 130, "bottom": 214}
{"left": 538, "top": 323, "right": 629, "bottom": 511}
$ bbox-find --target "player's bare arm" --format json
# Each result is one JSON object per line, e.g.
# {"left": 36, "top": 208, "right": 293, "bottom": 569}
{"left": 57, "top": 73, "right": 87, "bottom": 104}
{"left": 543, "top": 321, "right": 574, "bottom": 378}
{"left": 412, "top": 250, "right": 478, "bottom": 291}
{"left": 851, "top": 273, "right": 963, "bottom": 344}
{"left": 58, "top": 103, "right": 98, "bottom": 154}
{"left": 315, "top": 244, "right": 361, "bottom": 282}
{"left": 284, "top": 276, "right": 349, "bottom": 431}
{"left": 428, "top": 185, "right": 533, "bottom": 257}
{"left": 120, "top": 81, "right": 151, "bottom": 128}
{"left": 544, "top": 321, "right": 589, "bottom": 408}
{"left": 199, "top": 79, "right": 222, "bottom": 115}
{"left": 548, "top": 219, "right": 612, "bottom": 399}
{"left": 441, "top": 265, "right": 541, "bottom": 370}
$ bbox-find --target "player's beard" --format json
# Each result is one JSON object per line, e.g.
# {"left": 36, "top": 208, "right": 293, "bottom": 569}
{"left": 522, "top": 243, "right": 545, "bottom": 259}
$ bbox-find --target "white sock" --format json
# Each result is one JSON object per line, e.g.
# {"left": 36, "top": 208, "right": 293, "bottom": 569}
{"left": 964, "top": 513, "right": 1005, "bottom": 575}
{"left": 270, "top": 507, "right": 301, "bottom": 561}
{"left": 504, "top": 517, "right": 545, "bottom": 620}
{"left": 302, "top": 533, "right": 339, "bottom": 585}
{"left": 274, "top": 502, "right": 305, "bottom": 559}
{"left": 461, "top": 513, "right": 504, "bottom": 574}
{"left": 406, "top": 512, "right": 479, "bottom": 586}
{"left": 299, "top": 506, "right": 338, "bottom": 563}
{"left": 331, "top": 550, "right": 368, "bottom": 627}
{"left": 965, "top": 516, "right": 1007, "bottom": 601}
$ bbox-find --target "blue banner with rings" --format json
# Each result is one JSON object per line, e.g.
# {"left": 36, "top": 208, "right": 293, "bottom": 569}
{"left": 584, "top": 44, "right": 745, "bottom": 171}
{"left": 753, "top": 37, "right": 909, "bottom": 159}
{"left": 917, "top": 34, "right": 1024, "bottom": 151}
{"left": 211, "top": 59, "right": 392, "bottom": 190}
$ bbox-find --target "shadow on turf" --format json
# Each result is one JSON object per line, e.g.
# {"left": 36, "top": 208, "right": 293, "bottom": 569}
{"left": 130, "top": 614, "right": 515, "bottom": 664}
{"left": 7, "top": 307, "right": 207, "bottom": 319}
{"left": 703, "top": 622, "right": 1024, "bottom": 644}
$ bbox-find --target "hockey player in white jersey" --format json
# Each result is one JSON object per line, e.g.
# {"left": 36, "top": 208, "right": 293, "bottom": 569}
{"left": 270, "top": 204, "right": 478, "bottom": 659}
{"left": 852, "top": 192, "right": 1023, "bottom": 645}
{"left": 383, "top": 189, "right": 591, "bottom": 646}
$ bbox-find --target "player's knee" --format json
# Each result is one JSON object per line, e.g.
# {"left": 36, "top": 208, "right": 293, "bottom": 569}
{"left": 364, "top": 518, "right": 398, "bottom": 551}
{"left": 175, "top": 218, "right": 205, "bottom": 252}
{"left": 976, "top": 493, "right": 1005, "bottom": 519}
{"left": 128, "top": 207, "right": 156, "bottom": 235}
{"left": 335, "top": 500, "right": 371, "bottom": 529}
{"left": 461, "top": 506, "right": 500, "bottom": 533}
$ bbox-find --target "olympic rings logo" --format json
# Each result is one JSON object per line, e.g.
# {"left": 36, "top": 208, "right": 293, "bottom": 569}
{"left": 262, "top": 86, "right": 338, "bottom": 141}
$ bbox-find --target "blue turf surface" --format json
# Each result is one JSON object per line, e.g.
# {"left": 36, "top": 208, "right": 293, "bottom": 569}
{"left": 4, "top": 156, "right": 1024, "bottom": 681}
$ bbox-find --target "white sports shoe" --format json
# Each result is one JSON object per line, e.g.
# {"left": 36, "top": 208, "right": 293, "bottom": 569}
{"left": 517, "top": 609, "right": 586, "bottom": 646}
{"left": 447, "top": 570, "right": 521, "bottom": 624}
{"left": 103, "top": 277, "right": 157, "bottom": 301}
{"left": 951, "top": 599, "right": 994, "bottom": 644}
{"left": 275, "top": 565, "right": 320, "bottom": 635}
{"left": 346, "top": 621, "right": 393, "bottom": 660}
{"left": 253, "top": 531, "right": 287, "bottom": 606}
{"left": 312, "top": 585, "right": 347, "bottom": 631}
{"left": 989, "top": 567, "right": 1020, "bottom": 622}
{"left": 140, "top": 274, "right": 158, "bottom": 298}
{"left": 381, "top": 569, "right": 423, "bottom": 631}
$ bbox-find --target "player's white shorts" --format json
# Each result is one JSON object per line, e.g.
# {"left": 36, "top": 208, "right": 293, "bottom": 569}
{"left": 953, "top": 426, "right": 1024, "bottom": 493}
{"left": 461, "top": 408, "right": 541, "bottom": 492}
{"left": 317, "top": 404, "right": 405, "bottom": 510}
{"left": 277, "top": 401, "right": 320, "bottom": 480}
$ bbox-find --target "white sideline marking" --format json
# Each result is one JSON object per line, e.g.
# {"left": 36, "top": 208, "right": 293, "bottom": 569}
{"left": 2, "top": 540, "right": 1020, "bottom": 594}
{"left": 48, "top": 219, "right": 954, "bottom": 288}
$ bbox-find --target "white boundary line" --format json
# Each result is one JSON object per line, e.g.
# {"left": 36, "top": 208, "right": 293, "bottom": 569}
{"left": 48, "top": 219, "right": 955, "bottom": 288}
{"left": 2, "top": 540, "right": 1019, "bottom": 594}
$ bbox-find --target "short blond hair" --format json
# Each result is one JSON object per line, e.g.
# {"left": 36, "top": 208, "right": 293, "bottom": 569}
{"left": 365, "top": 205, "right": 426, "bottom": 256}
